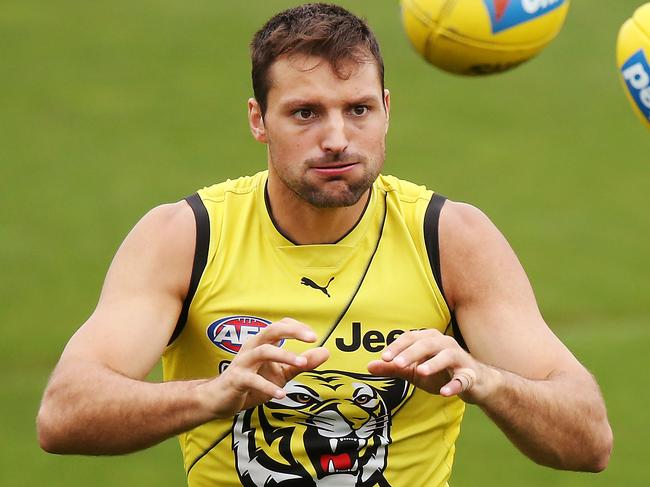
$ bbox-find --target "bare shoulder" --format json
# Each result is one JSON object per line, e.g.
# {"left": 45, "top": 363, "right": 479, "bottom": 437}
{"left": 129, "top": 200, "right": 195, "bottom": 250}
{"left": 106, "top": 200, "right": 196, "bottom": 300}
{"left": 438, "top": 200, "right": 508, "bottom": 249}
{"left": 438, "top": 200, "right": 522, "bottom": 310}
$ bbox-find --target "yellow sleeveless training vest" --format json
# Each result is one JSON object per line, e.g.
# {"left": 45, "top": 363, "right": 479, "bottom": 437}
{"left": 162, "top": 171, "right": 465, "bottom": 487}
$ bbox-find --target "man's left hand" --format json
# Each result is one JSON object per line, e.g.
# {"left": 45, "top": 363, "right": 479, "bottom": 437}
{"left": 367, "top": 328, "right": 496, "bottom": 403}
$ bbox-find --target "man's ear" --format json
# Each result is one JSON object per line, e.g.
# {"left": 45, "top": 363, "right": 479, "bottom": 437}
{"left": 248, "top": 98, "right": 267, "bottom": 143}
{"left": 383, "top": 89, "right": 391, "bottom": 134}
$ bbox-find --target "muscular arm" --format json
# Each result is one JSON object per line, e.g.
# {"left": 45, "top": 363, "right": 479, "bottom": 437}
{"left": 369, "top": 201, "right": 612, "bottom": 472}
{"left": 37, "top": 202, "right": 209, "bottom": 454}
{"left": 37, "top": 202, "right": 328, "bottom": 455}
{"left": 441, "top": 202, "right": 612, "bottom": 471}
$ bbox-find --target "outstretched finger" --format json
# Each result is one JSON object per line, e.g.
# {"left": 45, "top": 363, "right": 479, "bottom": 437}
{"left": 282, "top": 347, "right": 330, "bottom": 382}
{"left": 301, "top": 347, "right": 330, "bottom": 369}
{"left": 237, "top": 343, "right": 308, "bottom": 369}
{"left": 415, "top": 348, "right": 457, "bottom": 377}
{"left": 367, "top": 359, "right": 414, "bottom": 381}
{"left": 380, "top": 329, "right": 445, "bottom": 362}
{"left": 440, "top": 368, "right": 477, "bottom": 397}
{"left": 390, "top": 335, "right": 461, "bottom": 369}
{"left": 243, "top": 318, "right": 317, "bottom": 351}
{"left": 242, "top": 372, "right": 287, "bottom": 400}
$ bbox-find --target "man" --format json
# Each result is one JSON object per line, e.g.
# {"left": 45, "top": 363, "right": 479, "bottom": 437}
{"left": 38, "top": 3, "right": 612, "bottom": 486}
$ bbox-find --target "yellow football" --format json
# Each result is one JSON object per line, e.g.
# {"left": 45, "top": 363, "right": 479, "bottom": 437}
{"left": 617, "top": 3, "right": 650, "bottom": 130}
{"left": 400, "top": 0, "right": 570, "bottom": 75}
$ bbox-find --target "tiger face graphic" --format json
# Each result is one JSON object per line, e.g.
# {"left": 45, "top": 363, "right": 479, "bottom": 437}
{"left": 232, "top": 370, "right": 410, "bottom": 487}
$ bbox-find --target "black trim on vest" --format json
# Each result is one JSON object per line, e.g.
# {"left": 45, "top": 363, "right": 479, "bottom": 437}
{"left": 423, "top": 193, "right": 468, "bottom": 352}
{"left": 448, "top": 314, "right": 467, "bottom": 352}
{"left": 187, "top": 429, "right": 229, "bottom": 475}
{"left": 263, "top": 182, "right": 373, "bottom": 245}
{"left": 168, "top": 193, "right": 210, "bottom": 345}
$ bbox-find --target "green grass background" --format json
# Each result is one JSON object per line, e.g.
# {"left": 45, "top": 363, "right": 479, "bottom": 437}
{"left": 2, "top": 0, "right": 649, "bottom": 485}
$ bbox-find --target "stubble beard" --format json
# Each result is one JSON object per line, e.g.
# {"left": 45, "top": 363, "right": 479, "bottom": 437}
{"left": 292, "top": 167, "right": 376, "bottom": 208}
{"left": 275, "top": 151, "right": 383, "bottom": 208}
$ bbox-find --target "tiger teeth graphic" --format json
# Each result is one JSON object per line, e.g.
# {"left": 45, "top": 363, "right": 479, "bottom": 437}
{"left": 327, "top": 437, "right": 368, "bottom": 453}
{"left": 329, "top": 438, "right": 337, "bottom": 453}
{"left": 327, "top": 459, "right": 336, "bottom": 473}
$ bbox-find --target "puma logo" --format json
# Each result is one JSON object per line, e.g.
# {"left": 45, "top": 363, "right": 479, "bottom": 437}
{"left": 300, "top": 277, "right": 334, "bottom": 297}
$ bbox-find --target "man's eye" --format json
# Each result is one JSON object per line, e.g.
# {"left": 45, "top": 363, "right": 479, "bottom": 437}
{"left": 351, "top": 105, "right": 369, "bottom": 116}
{"left": 294, "top": 109, "right": 315, "bottom": 120}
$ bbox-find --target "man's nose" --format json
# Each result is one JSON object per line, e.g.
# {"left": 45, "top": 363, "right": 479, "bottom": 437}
{"left": 320, "top": 113, "right": 349, "bottom": 153}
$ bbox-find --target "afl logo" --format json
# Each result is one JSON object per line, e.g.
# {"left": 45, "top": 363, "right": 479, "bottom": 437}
{"left": 207, "top": 315, "right": 275, "bottom": 354}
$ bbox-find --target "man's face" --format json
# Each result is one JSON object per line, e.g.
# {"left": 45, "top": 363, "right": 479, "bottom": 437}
{"left": 250, "top": 54, "right": 390, "bottom": 208}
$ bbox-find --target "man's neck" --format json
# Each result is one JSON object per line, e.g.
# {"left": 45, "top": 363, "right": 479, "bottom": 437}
{"left": 265, "top": 180, "right": 371, "bottom": 245}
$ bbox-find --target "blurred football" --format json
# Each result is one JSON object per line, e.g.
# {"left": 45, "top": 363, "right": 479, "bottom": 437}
{"left": 400, "top": 0, "right": 570, "bottom": 75}
{"left": 617, "top": 2, "right": 650, "bottom": 130}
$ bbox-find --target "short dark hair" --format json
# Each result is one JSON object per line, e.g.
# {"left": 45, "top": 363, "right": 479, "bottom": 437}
{"left": 250, "top": 3, "right": 384, "bottom": 115}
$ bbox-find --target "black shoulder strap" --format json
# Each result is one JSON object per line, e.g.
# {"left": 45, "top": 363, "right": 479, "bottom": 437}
{"left": 168, "top": 193, "right": 210, "bottom": 345}
{"left": 423, "top": 193, "right": 468, "bottom": 352}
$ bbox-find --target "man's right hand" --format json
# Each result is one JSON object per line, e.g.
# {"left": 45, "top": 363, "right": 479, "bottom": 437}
{"left": 199, "top": 318, "right": 330, "bottom": 419}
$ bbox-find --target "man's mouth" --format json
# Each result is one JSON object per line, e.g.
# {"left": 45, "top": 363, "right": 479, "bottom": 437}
{"left": 311, "top": 163, "right": 358, "bottom": 175}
